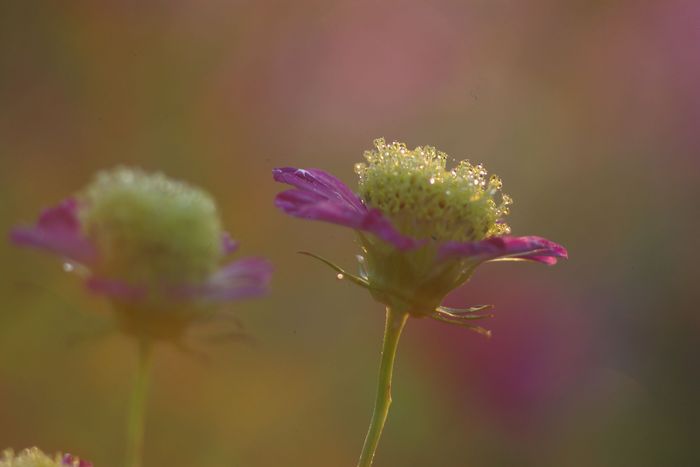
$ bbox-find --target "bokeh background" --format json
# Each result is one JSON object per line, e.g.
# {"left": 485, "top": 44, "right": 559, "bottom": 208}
{"left": 1, "top": 1, "right": 698, "bottom": 466}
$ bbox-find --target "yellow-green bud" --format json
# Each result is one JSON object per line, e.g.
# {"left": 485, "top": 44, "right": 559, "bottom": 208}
{"left": 355, "top": 138, "right": 512, "bottom": 242}
{"left": 1, "top": 448, "right": 69, "bottom": 467}
{"left": 80, "top": 167, "right": 223, "bottom": 285}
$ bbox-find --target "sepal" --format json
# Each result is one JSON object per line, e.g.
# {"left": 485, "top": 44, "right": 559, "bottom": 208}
{"left": 437, "top": 304, "right": 494, "bottom": 315}
{"left": 298, "top": 251, "right": 370, "bottom": 288}
{"left": 430, "top": 306, "right": 495, "bottom": 337}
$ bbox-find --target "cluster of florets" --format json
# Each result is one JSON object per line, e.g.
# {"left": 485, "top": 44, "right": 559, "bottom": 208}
{"left": 0, "top": 448, "right": 88, "bottom": 467}
{"left": 354, "top": 138, "right": 512, "bottom": 242}
{"left": 80, "top": 167, "right": 223, "bottom": 286}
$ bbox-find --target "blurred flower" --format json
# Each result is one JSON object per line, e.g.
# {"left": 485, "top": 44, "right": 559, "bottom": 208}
{"left": 0, "top": 448, "right": 91, "bottom": 467}
{"left": 274, "top": 138, "right": 566, "bottom": 334}
{"left": 10, "top": 167, "right": 272, "bottom": 341}
{"left": 422, "top": 279, "right": 593, "bottom": 437}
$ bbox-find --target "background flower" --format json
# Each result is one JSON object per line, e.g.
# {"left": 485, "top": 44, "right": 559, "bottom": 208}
{"left": 0, "top": 448, "right": 91, "bottom": 467}
{"left": 10, "top": 167, "right": 272, "bottom": 342}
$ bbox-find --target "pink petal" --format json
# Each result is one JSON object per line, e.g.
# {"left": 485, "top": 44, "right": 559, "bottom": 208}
{"left": 273, "top": 167, "right": 366, "bottom": 211}
{"left": 273, "top": 167, "right": 420, "bottom": 250}
{"left": 439, "top": 235, "right": 568, "bottom": 265}
{"left": 170, "top": 257, "right": 273, "bottom": 302}
{"left": 221, "top": 232, "right": 239, "bottom": 255}
{"left": 10, "top": 198, "right": 96, "bottom": 265}
{"left": 62, "top": 454, "right": 92, "bottom": 467}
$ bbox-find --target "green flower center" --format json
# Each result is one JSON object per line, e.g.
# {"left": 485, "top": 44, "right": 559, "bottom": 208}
{"left": 355, "top": 138, "right": 512, "bottom": 242}
{"left": 81, "top": 167, "right": 223, "bottom": 285}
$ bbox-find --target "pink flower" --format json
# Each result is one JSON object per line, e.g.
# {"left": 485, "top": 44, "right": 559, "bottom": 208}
{"left": 274, "top": 139, "right": 566, "bottom": 333}
{"left": 11, "top": 168, "right": 272, "bottom": 341}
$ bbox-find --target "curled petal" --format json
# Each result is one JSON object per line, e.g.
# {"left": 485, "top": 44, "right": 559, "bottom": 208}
{"left": 438, "top": 304, "right": 495, "bottom": 314}
{"left": 172, "top": 257, "right": 273, "bottom": 302}
{"left": 9, "top": 198, "right": 97, "bottom": 264}
{"left": 273, "top": 167, "right": 419, "bottom": 250}
{"left": 439, "top": 235, "right": 568, "bottom": 265}
{"left": 431, "top": 308, "right": 493, "bottom": 337}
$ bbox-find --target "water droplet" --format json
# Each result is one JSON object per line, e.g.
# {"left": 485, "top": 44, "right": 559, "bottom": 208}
{"left": 336, "top": 273, "right": 344, "bottom": 280}
{"left": 429, "top": 177, "right": 436, "bottom": 184}
{"left": 63, "top": 262, "right": 75, "bottom": 272}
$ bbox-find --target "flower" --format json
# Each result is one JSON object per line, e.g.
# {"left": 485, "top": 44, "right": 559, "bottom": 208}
{"left": 273, "top": 138, "right": 567, "bottom": 334}
{"left": 275, "top": 139, "right": 567, "bottom": 466}
{"left": 10, "top": 167, "right": 272, "bottom": 341}
{"left": 0, "top": 448, "right": 91, "bottom": 467}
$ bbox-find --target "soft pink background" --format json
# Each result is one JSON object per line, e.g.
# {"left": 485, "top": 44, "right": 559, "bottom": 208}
{"left": 1, "top": 1, "right": 698, "bottom": 466}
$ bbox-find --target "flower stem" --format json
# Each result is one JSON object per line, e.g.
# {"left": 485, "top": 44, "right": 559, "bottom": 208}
{"left": 357, "top": 307, "right": 409, "bottom": 467}
{"left": 125, "top": 338, "right": 154, "bottom": 467}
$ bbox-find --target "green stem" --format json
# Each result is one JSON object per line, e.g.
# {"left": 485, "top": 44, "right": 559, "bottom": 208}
{"left": 125, "top": 339, "right": 153, "bottom": 467}
{"left": 357, "top": 308, "right": 409, "bottom": 467}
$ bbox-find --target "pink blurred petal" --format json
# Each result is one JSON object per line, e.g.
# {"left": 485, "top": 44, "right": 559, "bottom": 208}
{"left": 62, "top": 454, "right": 92, "bottom": 467}
{"left": 9, "top": 198, "right": 96, "bottom": 264}
{"left": 221, "top": 232, "right": 239, "bottom": 255}
{"left": 171, "top": 257, "right": 273, "bottom": 302}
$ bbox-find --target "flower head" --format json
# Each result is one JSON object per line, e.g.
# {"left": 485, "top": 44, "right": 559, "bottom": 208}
{"left": 0, "top": 448, "right": 91, "bottom": 467}
{"left": 82, "top": 167, "right": 223, "bottom": 286}
{"left": 355, "top": 139, "right": 512, "bottom": 241}
{"left": 11, "top": 167, "right": 272, "bottom": 341}
{"left": 274, "top": 139, "right": 566, "bottom": 334}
